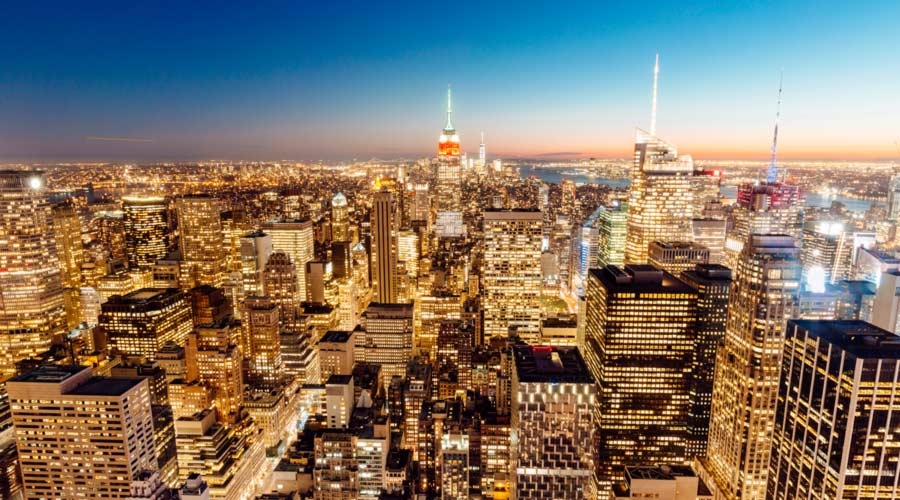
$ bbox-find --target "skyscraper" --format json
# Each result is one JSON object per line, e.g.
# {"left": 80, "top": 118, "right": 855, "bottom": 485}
{"left": 262, "top": 219, "right": 314, "bottom": 302}
{"left": 176, "top": 195, "right": 226, "bottom": 287}
{"left": 436, "top": 86, "right": 462, "bottom": 214}
{"left": 482, "top": 209, "right": 543, "bottom": 343}
{"left": 511, "top": 345, "right": 596, "bottom": 499}
{"left": 242, "top": 296, "right": 282, "bottom": 385}
{"left": 625, "top": 57, "right": 695, "bottom": 264}
{"left": 584, "top": 264, "right": 698, "bottom": 492}
{"left": 263, "top": 251, "right": 300, "bottom": 322}
{"left": 678, "top": 263, "right": 732, "bottom": 457}
{"left": 100, "top": 287, "right": 193, "bottom": 360}
{"left": 0, "top": 171, "right": 66, "bottom": 375}
{"left": 8, "top": 365, "right": 158, "bottom": 499}
{"left": 123, "top": 196, "right": 169, "bottom": 270}
{"left": 769, "top": 320, "right": 900, "bottom": 500}
{"left": 648, "top": 241, "right": 710, "bottom": 276}
{"left": 363, "top": 302, "right": 413, "bottom": 387}
{"left": 371, "top": 190, "right": 399, "bottom": 303}
{"left": 597, "top": 202, "right": 628, "bottom": 268}
{"left": 332, "top": 192, "right": 350, "bottom": 242}
{"left": 702, "top": 235, "right": 801, "bottom": 500}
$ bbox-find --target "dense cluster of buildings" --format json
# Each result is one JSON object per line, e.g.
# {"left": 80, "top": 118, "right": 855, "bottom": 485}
{"left": 2, "top": 60, "right": 900, "bottom": 500}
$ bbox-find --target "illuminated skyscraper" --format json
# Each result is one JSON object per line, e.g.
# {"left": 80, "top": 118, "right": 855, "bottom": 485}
{"left": 52, "top": 204, "right": 85, "bottom": 330}
{"left": 511, "top": 345, "right": 596, "bottom": 499}
{"left": 371, "top": 191, "right": 399, "bottom": 303}
{"left": 363, "top": 302, "right": 413, "bottom": 387}
{"left": 239, "top": 230, "right": 273, "bottom": 298}
{"left": 702, "top": 235, "right": 800, "bottom": 500}
{"left": 8, "top": 365, "right": 158, "bottom": 499}
{"left": 584, "top": 264, "right": 697, "bottom": 492}
{"left": 482, "top": 209, "right": 543, "bottom": 343}
{"left": 691, "top": 218, "right": 727, "bottom": 264}
{"left": 332, "top": 192, "right": 350, "bottom": 242}
{"left": 679, "top": 263, "right": 732, "bottom": 457}
{"left": 176, "top": 195, "right": 226, "bottom": 287}
{"left": 800, "top": 221, "right": 854, "bottom": 290}
{"left": 100, "top": 288, "right": 194, "bottom": 360}
{"left": 724, "top": 182, "right": 802, "bottom": 269}
{"left": 263, "top": 219, "right": 314, "bottom": 302}
{"left": 648, "top": 241, "right": 709, "bottom": 276}
{"left": 597, "top": 202, "right": 628, "bottom": 268}
{"left": 123, "top": 196, "right": 169, "bottom": 270}
{"left": 242, "top": 296, "right": 282, "bottom": 385}
{"left": 0, "top": 171, "right": 66, "bottom": 375}
{"left": 436, "top": 86, "right": 462, "bottom": 213}
{"left": 625, "top": 57, "right": 695, "bottom": 264}
{"left": 263, "top": 251, "right": 300, "bottom": 322}
{"left": 769, "top": 320, "right": 900, "bottom": 500}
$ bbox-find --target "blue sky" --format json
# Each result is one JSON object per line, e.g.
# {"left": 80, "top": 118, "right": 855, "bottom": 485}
{"left": 1, "top": 1, "right": 897, "bottom": 161}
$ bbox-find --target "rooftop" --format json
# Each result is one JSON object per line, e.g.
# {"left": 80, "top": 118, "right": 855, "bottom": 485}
{"left": 319, "top": 330, "right": 353, "bottom": 344}
{"left": 790, "top": 320, "right": 900, "bottom": 359}
{"left": 513, "top": 345, "right": 594, "bottom": 384}
{"left": 68, "top": 377, "right": 145, "bottom": 396}
{"left": 591, "top": 265, "right": 695, "bottom": 294}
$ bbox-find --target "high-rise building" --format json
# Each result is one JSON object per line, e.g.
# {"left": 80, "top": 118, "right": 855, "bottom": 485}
{"left": 436, "top": 86, "right": 462, "bottom": 214}
{"left": 317, "top": 330, "right": 357, "bottom": 381}
{"left": 123, "top": 196, "right": 169, "bottom": 270}
{"left": 186, "top": 325, "right": 244, "bottom": 423}
{"left": 800, "top": 220, "right": 854, "bottom": 290}
{"left": 691, "top": 218, "right": 727, "bottom": 265}
{"left": 511, "top": 345, "right": 596, "bottom": 500}
{"left": 439, "top": 429, "right": 470, "bottom": 500}
{"left": 263, "top": 251, "right": 300, "bottom": 322}
{"left": 239, "top": 230, "right": 273, "bottom": 298}
{"left": 702, "top": 235, "right": 800, "bottom": 500}
{"left": 331, "top": 192, "right": 350, "bottom": 242}
{"left": 363, "top": 302, "right": 413, "bottom": 387}
{"left": 648, "top": 241, "right": 710, "bottom": 276}
{"left": 8, "top": 365, "right": 158, "bottom": 499}
{"left": 242, "top": 296, "right": 282, "bottom": 385}
{"left": 597, "top": 202, "right": 628, "bottom": 269}
{"left": 263, "top": 219, "right": 315, "bottom": 303}
{"left": 482, "top": 209, "right": 543, "bottom": 343}
{"left": 101, "top": 288, "right": 194, "bottom": 360}
{"left": 176, "top": 195, "right": 226, "bottom": 287}
{"left": 679, "top": 263, "right": 732, "bottom": 457}
{"left": 584, "top": 264, "right": 698, "bottom": 492}
{"left": 724, "top": 182, "right": 802, "bottom": 270}
{"left": 371, "top": 191, "right": 399, "bottom": 303}
{"left": 0, "top": 171, "right": 66, "bottom": 375}
{"left": 52, "top": 204, "right": 85, "bottom": 328}
{"left": 769, "top": 320, "right": 900, "bottom": 500}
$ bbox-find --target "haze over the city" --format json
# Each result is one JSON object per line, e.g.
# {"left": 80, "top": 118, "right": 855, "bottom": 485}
{"left": 2, "top": 1, "right": 899, "bottom": 162}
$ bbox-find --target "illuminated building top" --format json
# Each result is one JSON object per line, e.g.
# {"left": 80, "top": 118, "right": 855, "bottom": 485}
{"left": 438, "top": 85, "right": 460, "bottom": 157}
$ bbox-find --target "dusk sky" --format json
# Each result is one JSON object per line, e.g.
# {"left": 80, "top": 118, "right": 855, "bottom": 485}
{"left": 1, "top": 1, "right": 898, "bottom": 162}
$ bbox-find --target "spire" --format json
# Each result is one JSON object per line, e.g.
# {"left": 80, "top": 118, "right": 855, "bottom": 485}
{"left": 480, "top": 131, "right": 484, "bottom": 144}
{"left": 445, "top": 84, "right": 454, "bottom": 132}
{"left": 767, "top": 71, "right": 783, "bottom": 184}
{"left": 650, "top": 53, "right": 660, "bottom": 136}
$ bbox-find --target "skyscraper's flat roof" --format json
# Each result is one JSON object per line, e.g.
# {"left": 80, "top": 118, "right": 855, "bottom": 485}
{"left": 513, "top": 345, "right": 594, "bottom": 384}
{"left": 790, "top": 320, "right": 900, "bottom": 359}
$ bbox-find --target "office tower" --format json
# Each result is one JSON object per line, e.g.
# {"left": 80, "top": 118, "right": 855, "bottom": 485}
{"left": 575, "top": 206, "right": 602, "bottom": 294}
{"left": 611, "top": 465, "right": 711, "bottom": 500}
{"left": 336, "top": 278, "right": 359, "bottom": 331}
{"left": 306, "top": 261, "right": 327, "bottom": 304}
{"left": 0, "top": 171, "right": 66, "bottom": 375}
{"left": 412, "top": 183, "right": 430, "bottom": 224}
{"left": 318, "top": 330, "right": 357, "bottom": 381}
{"left": 242, "top": 296, "right": 282, "bottom": 385}
{"left": 188, "top": 285, "right": 233, "bottom": 327}
{"left": 436, "top": 320, "right": 474, "bottom": 393}
{"left": 186, "top": 327, "right": 243, "bottom": 422}
{"left": 176, "top": 195, "right": 226, "bottom": 287}
{"left": 888, "top": 173, "right": 900, "bottom": 222}
{"left": 436, "top": 86, "right": 462, "bottom": 213}
{"left": 482, "top": 209, "right": 543, "bottom": 343}
{"left": 679, "top": 264, "right": 732, "bottom": 457}
{"left": 403, "top": 361, "right": 433, "bottom": 456}
{"left": 415, "top": 293, "right": 462, "bottom": 359}
{"left": 263, "top": 251, "right": 300, "bottom": 321}
{"left": 702, "top": 235, "right": 800, "bottom": 500}
{"left": 648, "top": 241, "right": 710, "bottom": 276}
{"left": 371, "top": 190, "right": 399, "bottom": 303}
{"left": 768, "top": 320, "right": 900, "bottom": 500}
{"left": 325, "top": 374, "right": 354, "bottom": 429}
{"left": 101, "top": 288, "right": 193, "bottom": 360}
{"left": 584, "top": 265, "right": 697, "bottom": 492}
{"left": 123, "top": 196, "right": 169, "bottom": 270}
{"left": 281, "top": 328, "right": 320, "bottom": 384}
{"left": 99, "top": 212, "right": 127, "bottom": 261}
{"left": 331, "top": 241, "right": 352, "bottom": 279}
{"left": 397, "top": 229, "right": 419, "bottom": 278}
{"left": 511, "top": 345, "right": 596, "bottom": 500}
{"left": 691, "top": 218, "right": 727, "bottom": 264}
{"left": 597, "top": 202, "right": 628, "bottom": 268}
{"left": 725, "top": 184, "right": 801, "bottom": 272}
{"left": 625, "top": 57, "right": 694, "bottom": 264}
{"left": 174, "top": 409, "right": 266, "bottom": 500}
{"left": 263, "top": 219, "right": 315, "bottom": 302}
{"left": 239, "top": 230, "right": 273, "bottom": 298}
{"left": 52, "top": 204, "right": 85, "bottom": 328}
{"left": 8, "top": 366, "right": 157, "bottom": 499}
{"left": 331, "top": 192, "right": 350, "bottom": 242}
{"left": 440, "top": 429, "right": 469, "bottom": 500}
{"left": 363, "top": 302, "right": 413, "bottom": 387}
{"left": 800, "top": 220, "right": 854, "bottom": 290}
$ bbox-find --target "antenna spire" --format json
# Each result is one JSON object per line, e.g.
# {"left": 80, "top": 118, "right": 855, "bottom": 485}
{"left": 767, "top": 71, "right": 783, "bottom": 183}
{"left": 445, "top": 84, "right": 454, "bottom": 131}
{"left": 650, "top": 53, "right": 660, "bottom": 136}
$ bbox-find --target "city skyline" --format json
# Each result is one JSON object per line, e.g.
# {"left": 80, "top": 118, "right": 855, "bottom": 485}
{"left": 3, "top": 1, "right": 899, "bottom": 162}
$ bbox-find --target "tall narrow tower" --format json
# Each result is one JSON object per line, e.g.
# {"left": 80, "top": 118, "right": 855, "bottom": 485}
{"left": 122, "top": 196, "right": 169, "bottom": 270}
{"left": 0, "top": 171, "right": 66, "bottom": 375}
{"left": 625, "top": 56, "right": 695, "bottom": 264}
{"left": 478, "top": 131, "right": 486, "bottom": 169}
{"left": 436, "top": 85, "right": 462, "bottom": 214}
{"left": 371, "top": 190, "right": 398, "bottom": 303}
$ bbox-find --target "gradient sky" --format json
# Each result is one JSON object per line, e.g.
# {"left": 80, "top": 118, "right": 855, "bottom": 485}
{"left": 1, "top": 1, "right": 898, "bottom": 162}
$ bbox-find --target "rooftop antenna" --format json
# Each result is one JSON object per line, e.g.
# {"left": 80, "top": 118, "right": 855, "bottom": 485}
{"left": 445, "top": 84, "right": 454, "bottom": 131}
{"left": 650, "top": 54, "right": 660, "bottom": 136}
{"left": 767, "top": 71, "right": 783, "bottom": 183}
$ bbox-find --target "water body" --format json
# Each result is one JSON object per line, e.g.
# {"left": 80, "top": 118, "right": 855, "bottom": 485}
{"left": 526, "top": 166, "right": 876, "bottom": 213}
